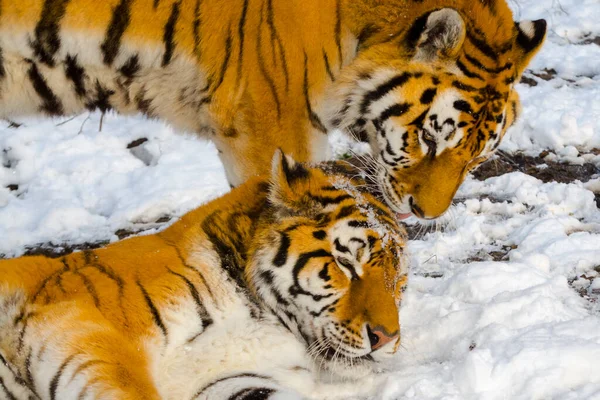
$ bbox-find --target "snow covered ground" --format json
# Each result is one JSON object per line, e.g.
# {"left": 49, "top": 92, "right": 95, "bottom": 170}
{"left": 1, "top": 0, "right": 600, "bottom": 398}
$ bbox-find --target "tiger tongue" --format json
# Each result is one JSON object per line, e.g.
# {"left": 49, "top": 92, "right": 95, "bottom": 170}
{"left": 396, "top": 213, "right": 412, "bottom": 221}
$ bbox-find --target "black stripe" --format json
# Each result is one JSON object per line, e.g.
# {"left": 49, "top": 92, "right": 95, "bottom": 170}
{"left": 24, "top": 351, "right": 34, "bottom": 388}
{"left": 367, "top": 202, "right": 394, "bottom": 224}
{"left": 385, "top": 140, "right": 397, "bottom": 157}
{"left": 118, "top": 54, "right": 140, "bottom": 79}
{"left": 153, "top": 0, "right": 159, "bottom": 8}
{"left": 77, "top": 385, "right": 91, "bottom": 400}
{"left": 27, "top": 61, "right": 64, "bottom": 115}
{"left": 273, "top": 232, "right": 290, "bottom": 267}
{"left": 49, "top": 355, "right": 75, "bottom": 400}
{"left": 193, "top": 374, "right": 273, "bottom": 399}
{"left": 312, "top": 230, "right": 327, "bottom": 240}
{"left": 192, "top": 0, "right": 202, "bottom": 59}
{"left": 266, "top": 0, "right": 289, "bottom": 91}
{"left": 31, "top": 0, "right": 70, "bottom": 66}
{"left": 335, "top": 257, "right": 359, "bottom": 281}
{"left": 135, "top": 89, "right": 153, "bottom": 115}
{"left": 303, "top": 53, "right": 327, "bottom": 133}
{"left": 311, "top": 194, "right": 352, "bottom": 206}
{"left": 291, "top": 250, "right": 331, "bottom": 297}
{"left": 0, "top": 48, "right": 5, "bottom": 78}
{"left": 481, "top": 0, "right": 497, "bottom": 15}
{"left": 454, "top": 100, "right": 473, "bottom": 114}
{"left": 31, "top": 266, "right": 68, "bottom": 304}
{"left": 466, "top": 31, "right": 498, "bottom": 61}
{"left": 158, "top": 237, "right": 216, "bottom": 302}
{"left": 465, "top": 54, "right": 512, "bottom": 74}
{"left": 162, "top": 1, "right": 181, "bottom": 67}
{"left": 64, "top": 54, "right": 86, "bottom": 97}
{"left": 236, "top": 0, "right": 249, "bottom": 83}
{"left": 404, "top": 11, "right": 431, "bottom": 49}
{"left": 101, "top": 0, "right": 133, "bottom": 65}
{"left": 318, "top": 263, "right": 331, "bottom": 282}
{"left": 229, "top": 387, "right": 275, "bottom": 400}
{"left": 334, "top": 238, "right": 350, "bottom": 254}
{"left": 323, "top": 49, "right": 334, "bottom": 82}
{"left": 334, "top": 0, "right": 342, "bottom": 65}
{"left": 0, "top": 353, "right": 30, "bottom": 394}
{"left": 74, "top": 271, "right": 100, "bottom": 308}
{"left": 360, "top": 73, "right": 411, "bottom": 115}
{"left": 200, "top": 211, "right": 261, "bottom": 311}
{"left": 256, "top": 5, "right": 281, "bottom": 118}
{"left": 259, "top": 271, "right": 289, "bottom": 307}
{"left": 357, "top": 24, "right": 381, "bottom": 46}
{"left": 336, "top": 205, "right": 356, "bottom": 219}
{"left": 456, "top": 59, "right": 483, "bottom": 80}
{"left": 212, "top": 32, "right": 232, "bottom": 93}
{"left": 85, "top": 80, "right": 114, "bottom": 113}
{"left": 79, "top": 253, "right": 126, "bottom": 313}
{"left": 168, "top": 269, "right": 213, "bottom": 330}
{"left": 70, "top": 360, "right": 108, "bottom": 385}
{"left": 280, "top": 154, "right": 309, "bottom": 183}
{"left": 419, "top": 88, "right": 437, "bottom": 105}
{"left": 182, "top": 264, "right": 216, "bottom": 305}
{"left": 510, "top": 100, "right": 518, "bottom": 126}
{"left": 452, "top": 81, "right": 478, "bottom": 92}
{"left": 348, "top": 220, "right": 369, "bottom": 228}
{"left": 310, "top": 297, "right": 339, "bottom": 317}
{"left": 409, "top": 109, "right": 427, "bottom": 128}
{"left": 374, "top": 102, "right": 411, "bottom": 128}
{"left": 137, "top": 281, "right": 168, "bottom": 339}
{"left": 0, "top": 377, "right": 17, "bottom": 400}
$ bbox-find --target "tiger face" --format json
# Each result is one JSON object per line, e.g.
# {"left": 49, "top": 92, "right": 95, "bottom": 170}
{"left": 329, "top": 8, "right": 547, "bottom": 219}
{"left": 247, "top": 152, "right": 407, "bottom": 378}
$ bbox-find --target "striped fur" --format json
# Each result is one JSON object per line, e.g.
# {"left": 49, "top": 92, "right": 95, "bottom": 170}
{"left": 0, "top": 153, "right": 407, "bottom": 400}
{"left": 0, "top": 0, "right": 545, "bottom": 218}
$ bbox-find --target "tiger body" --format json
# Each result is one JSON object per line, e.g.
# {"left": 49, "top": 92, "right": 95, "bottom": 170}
{"left": 0, "top": 154, "right": 408, "bottom": 400}
{"left": 0, "top": 0, "right": 546, "bottom": 217}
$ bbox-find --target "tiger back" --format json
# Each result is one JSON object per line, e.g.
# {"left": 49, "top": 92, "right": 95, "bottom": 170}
{"left": 0, "top": 152, "right": 408, "bottom": 400}
{"left": 0, "top": 0, "right": 545, "bottom": 218}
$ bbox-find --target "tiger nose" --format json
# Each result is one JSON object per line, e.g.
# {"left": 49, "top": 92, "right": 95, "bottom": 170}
{"left": 366, "top": 325, "right": 399, "bottom": 351}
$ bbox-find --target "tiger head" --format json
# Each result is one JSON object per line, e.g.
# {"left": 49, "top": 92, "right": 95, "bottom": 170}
{"left": 328, "top": 5, "right": 547, "bottom": 219}
{"left": 246, "top": 151, "right": 408, "bottom": 378}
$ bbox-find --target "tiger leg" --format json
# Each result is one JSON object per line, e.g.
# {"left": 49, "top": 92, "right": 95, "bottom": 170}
{"left": 0, "top": 291, "right": 161, "bottom": 400}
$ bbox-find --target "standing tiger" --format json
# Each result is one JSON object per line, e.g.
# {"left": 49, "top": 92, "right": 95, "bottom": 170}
{"left": 0, "top": 0, "right": 546, "bottom": 219}
{"left": 0, "top": 153, "right": 408, "bottom": 400}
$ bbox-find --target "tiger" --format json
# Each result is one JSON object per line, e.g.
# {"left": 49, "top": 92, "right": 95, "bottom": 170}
{"left": 0, "top": 152, "right": 408, "bottom": 400}
{"left": 0, "top": 0, "right": 546, "bottom": 219}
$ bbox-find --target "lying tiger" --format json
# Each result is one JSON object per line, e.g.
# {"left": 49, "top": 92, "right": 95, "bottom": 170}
{"left": 0, "top": 0, "right": 546, "bottom": 219}
{"left": 0, "top": 153, "right": 407, "bottom": 400}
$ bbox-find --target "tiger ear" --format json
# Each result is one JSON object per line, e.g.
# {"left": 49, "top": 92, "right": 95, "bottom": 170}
{"left": 412, "top": 8, "right": 466, "bottom": 61}
{"left": 514, "top": 19, "right": 547, "bottom": 74}
{"left": 269, "top": 149, "right": 309, "bottom": 206}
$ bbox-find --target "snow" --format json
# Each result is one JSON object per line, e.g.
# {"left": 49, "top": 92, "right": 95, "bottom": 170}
{"left": 0, "top": 114, "right": 228, "bottom": 255}
{"left": 1, "top": 0, "right": 600, "bottom": 398}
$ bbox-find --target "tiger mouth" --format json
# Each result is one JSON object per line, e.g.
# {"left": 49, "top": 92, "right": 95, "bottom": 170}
{"left": 379, "top": 181, "right": 413, "bottom": 220}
